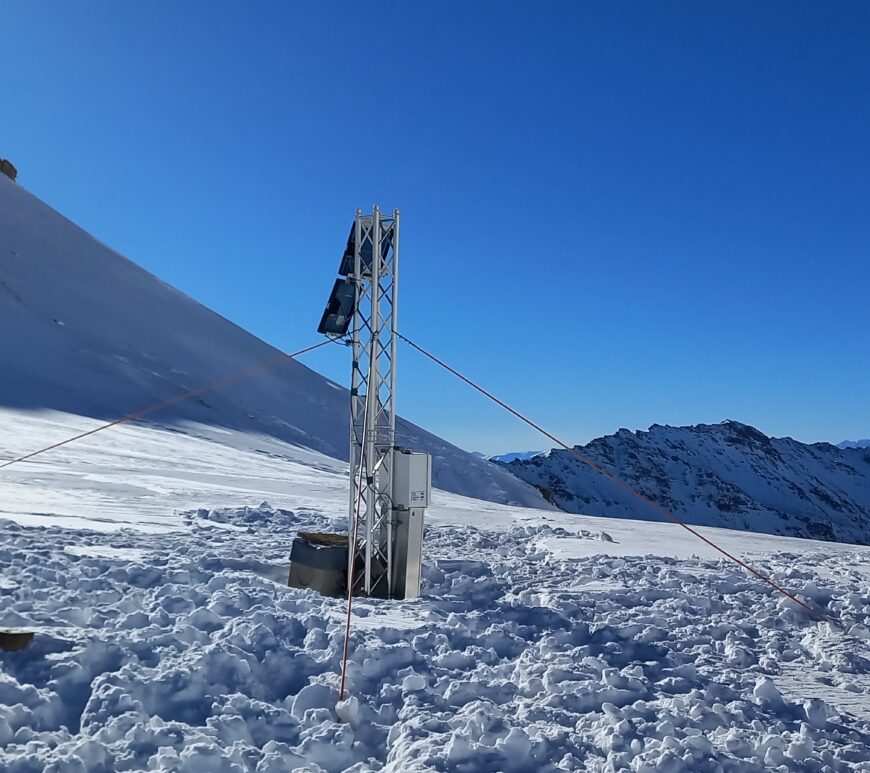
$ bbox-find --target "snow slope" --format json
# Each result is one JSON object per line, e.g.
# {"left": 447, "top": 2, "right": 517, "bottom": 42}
{"left": 0, "top": 411, "right": 869, "bottom": 771}
{"left": 0, "top": 174, "right": 546, "bottom": 509}
{"left": 501, "top": 421, "right": 870, "bottom": 545}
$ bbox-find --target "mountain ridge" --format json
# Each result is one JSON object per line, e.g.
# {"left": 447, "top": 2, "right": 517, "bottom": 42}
{"left": 499, "top": 419, "right": 870, "bottom": 544}
{"left": 840, "top": 439, "right": 870, "bottom": 450}
{"left": 488, "top": 451, "right": 543, "bottom": 464}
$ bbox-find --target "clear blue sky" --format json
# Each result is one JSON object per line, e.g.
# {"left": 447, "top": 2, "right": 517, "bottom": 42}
{"left": 2, "top": 2, "right": 868, "bottom": 454}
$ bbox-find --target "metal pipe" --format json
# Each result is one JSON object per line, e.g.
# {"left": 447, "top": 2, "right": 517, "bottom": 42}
{"left": 364, "top": 206, "right": 381, "bottom": 595}
{"left": 386, "top": 210, "right": 400, "bottom": 597}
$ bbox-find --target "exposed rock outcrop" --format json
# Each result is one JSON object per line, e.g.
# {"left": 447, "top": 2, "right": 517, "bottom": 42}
{"left": 0, "top": 159, "right": 17, "bottom": 182}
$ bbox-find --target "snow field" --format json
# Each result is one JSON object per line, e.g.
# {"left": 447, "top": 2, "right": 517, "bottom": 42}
{"left": 1, "top": 505, "right": 869, "bottom": 771}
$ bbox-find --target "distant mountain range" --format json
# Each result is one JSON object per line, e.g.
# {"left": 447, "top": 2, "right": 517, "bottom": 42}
{"left": 488, "top": 451, "right": 543, "bottom": 464}
{"left": 839, "top": 439, "right": 870, "bottom": 449}
{"left": 496, "top": 421, "right": 870, "bottom": 545}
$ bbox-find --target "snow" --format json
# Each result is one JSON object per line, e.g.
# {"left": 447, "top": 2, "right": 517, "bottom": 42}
{"left": 1, "top": 410, "right": 870, "bottom": 771}
{"left": 0, "top": 174, "right": 547, "bottom": 510}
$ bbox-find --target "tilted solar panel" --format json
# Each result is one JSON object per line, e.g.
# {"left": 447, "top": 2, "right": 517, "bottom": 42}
{"left": 338, "top": 223, "right": 394, "bottom": 276}
{"left": 317, "top": 278, "right": 356, "bottom": 335}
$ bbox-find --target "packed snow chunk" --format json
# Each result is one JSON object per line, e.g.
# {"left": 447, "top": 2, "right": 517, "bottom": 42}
{"left": 334, "top": 696, "right": 365, "bottom": 729}
{"left": 290, "top": 683, "right": 336, "bottom": 721}
{"left": 495, "top": 726, "right": 532, "bottom": 757}
{"left": 445, "top": 733, "right": 474, "bottom": 763}
{"left": 752, "top": 676, "right": 784, "bottom": 707}
{"left": 803, "top": 698, "right": 830, "bottom": 728}
{"left": 787, "top": 728, "right": 816, "bottom": 764}
{"left": 401, "top": 673, "right": 427, "bottom": 692}
{"left": 848, "top": 623, "right": 870, "bottom": 640}
{"left": 186, "top": 606, "right": 227, "bottom": 633}
{"left": 179, "top": 741, "right": 245, "bottom": 773}
{"left": 254, "top": 741, "right": 316, "bottom": 773}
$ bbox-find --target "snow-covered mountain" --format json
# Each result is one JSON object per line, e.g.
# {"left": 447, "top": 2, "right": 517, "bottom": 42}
{"left": 840, "top": 439, "right": 870, "bottom": 449}
{"left": 499, "top": 420, "right": 870, "bottom": 544}
{"left": 0, "top": 174, "right": 547, "bottom": 508}
{"left": 488, "top": 450, "right": 543, "bottom": 464}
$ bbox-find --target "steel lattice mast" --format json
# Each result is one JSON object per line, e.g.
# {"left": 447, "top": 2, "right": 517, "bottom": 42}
{"left": 347, "top": 206, "right": 399, "bottom": 596}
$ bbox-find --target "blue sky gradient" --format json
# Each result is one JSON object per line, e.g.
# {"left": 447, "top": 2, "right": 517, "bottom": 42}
{"left": 2, "top": 1, "right": 868, "bottom": 453}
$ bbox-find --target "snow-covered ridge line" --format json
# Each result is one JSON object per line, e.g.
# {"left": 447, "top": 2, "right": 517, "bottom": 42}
{"left": 487, "top": 450, "right": 544, "bottom": 464}
{"left": 499, "top": 420, "right": 870, "bottom": 545}
{"left": 0, "top": 174, "right": 547, "bottom": 509}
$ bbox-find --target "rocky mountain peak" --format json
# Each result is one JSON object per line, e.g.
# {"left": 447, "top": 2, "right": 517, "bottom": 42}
{"left": 499, "top": 421, "right": 870, "bottom": 544}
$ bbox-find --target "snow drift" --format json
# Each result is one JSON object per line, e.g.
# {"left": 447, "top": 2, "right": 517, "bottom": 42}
{"left": 0, "top": 174, "right": 546, "bottom": 509}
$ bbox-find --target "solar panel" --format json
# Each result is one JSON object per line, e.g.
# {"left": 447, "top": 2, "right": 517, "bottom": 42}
{"left": 317, "top": 278, "right": 356, "bottom": 335}
{"left": 338, "top": 223, "right": 394, "bottom": 276}
{"left": 337, "top": 225, "right": 356, "bottom": 277}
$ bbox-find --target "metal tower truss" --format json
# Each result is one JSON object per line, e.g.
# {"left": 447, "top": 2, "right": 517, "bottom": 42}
{"left": 347, "top": 206, "right": 399, "bottom": 596}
